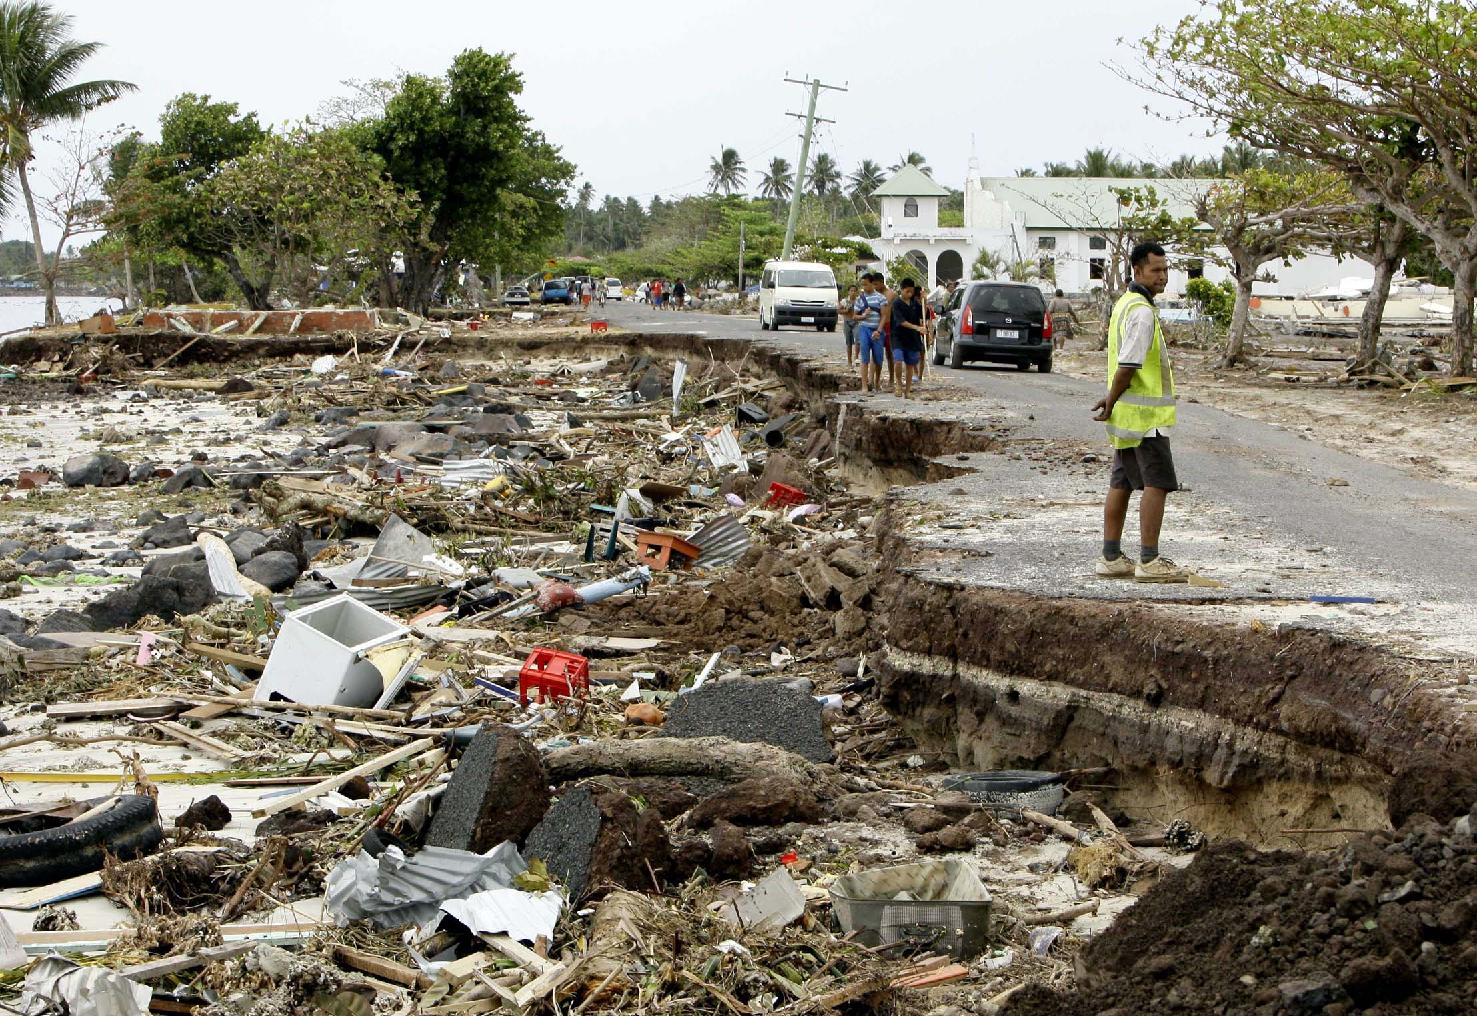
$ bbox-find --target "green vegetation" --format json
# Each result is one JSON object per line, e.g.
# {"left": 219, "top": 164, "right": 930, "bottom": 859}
{"left": 1185, "top": 277, "right": 1235, "bottom": 328}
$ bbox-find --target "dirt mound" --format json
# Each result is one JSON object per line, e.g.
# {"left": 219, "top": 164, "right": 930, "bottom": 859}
{"left": 1005, "top": 807, "right": 1477, "bottom": 1015}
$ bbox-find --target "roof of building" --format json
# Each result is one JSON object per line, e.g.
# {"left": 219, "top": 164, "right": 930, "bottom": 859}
{"left": 874, "top": 165, "right": 952, "bottom": 197}
{"left": 977, "top": 176, "right": 1216, "bottom": 229}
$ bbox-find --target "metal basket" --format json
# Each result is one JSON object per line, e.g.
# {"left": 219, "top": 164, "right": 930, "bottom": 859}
{"left": 829, "top": 858, "right": 993, "bottom": 958}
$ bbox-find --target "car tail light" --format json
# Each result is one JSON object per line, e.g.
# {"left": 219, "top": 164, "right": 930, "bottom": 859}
{"left": 1043, "top": 312, "right": 1053, "bottom": 340}
{"left": 961, "top": 305, "right": 974, "bottom": 335}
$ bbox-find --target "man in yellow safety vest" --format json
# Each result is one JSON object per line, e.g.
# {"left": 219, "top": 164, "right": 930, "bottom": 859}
{"left": 1091, "top": 241, "right": 1189, "bottom": 583}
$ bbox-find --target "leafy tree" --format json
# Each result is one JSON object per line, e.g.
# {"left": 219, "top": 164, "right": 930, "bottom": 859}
{"left": 889, "top": 151, "right": 930, "bottom": 174}
{"left": 757, "top": 157, "right": 792, "bottom": 203}
{"left": 0, "top": 1, "right": 132, "bottom": 323}
{"left": 111, "top": 93, "right": 267, "bottom": 304}
{"left": 1185, "top": 276, "right": 1236, "bottom": 327}
{"left": 364, "top": 49, "right": 574, "bottom": 313}
{"left": 205, "top": 126, "right": 418, "bottom": 307}
{"left": 707, "top": 146, "right": 745, "bottom": 195}
{"left": 971, "top": 248, "right": 1004, "bottom": 280}
{"left": 1137, "top": 0, "right": 1477, "bottom": 373}
{"left": 1192, "top": 168, "right": 1361, "bottom": 365}
{"left": 1015, "top": 167, "right": 1038, "bottom": 178}
{"left": 848, "top": 159, "right": 885, "bottom": 205}
{"left": 808, "top": 153, "right": 840, "bottom": 196}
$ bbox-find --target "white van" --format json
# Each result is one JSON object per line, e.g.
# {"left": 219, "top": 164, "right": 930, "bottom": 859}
{"left": 758, "top": 260, "right": 838, "bottom": 332}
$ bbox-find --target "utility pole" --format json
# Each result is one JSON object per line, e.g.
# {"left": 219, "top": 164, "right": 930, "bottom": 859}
{"left": 781, "top": 75, "right": 846, "bottom": 260}
{"left": 738, "top": 219, "right": 746, "bottom": 294}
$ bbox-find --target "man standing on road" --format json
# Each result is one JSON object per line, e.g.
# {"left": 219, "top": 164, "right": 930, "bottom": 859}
{"left": 1047, "top": 288, "right": 1079, "bottom": 350}
{"left": 1092, "top": 242, "right": 1188, "bottom": 583}
{"left": 889, "top": 279, "right": 927, "bottom": 400}
{"left": 841, "top": 284, "right": 860, "bottom": 368}
{"left": 853, "top": 274, "right": 887, "bottom": 393}
{"left": 672, "top": 278, "right": 687, "bottom": 310}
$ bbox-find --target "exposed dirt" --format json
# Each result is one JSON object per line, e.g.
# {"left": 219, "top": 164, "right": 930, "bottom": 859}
{"left": 1004, "top": 808, "right": 1477, "bottom": 1015}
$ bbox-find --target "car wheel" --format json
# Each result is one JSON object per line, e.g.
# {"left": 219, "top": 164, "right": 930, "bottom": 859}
{"left": 932, "top": 341, "right": 945, "bottom": 366}
{"left": 825, "top": 322, "right": 837, "bottom": 332}
{"left": 0, "top": 795, "right": 162, "bottom": 888}
{"left": 759, "top": 312, "right": 769, "bottom": 330}
{"left": 1038, "top": 355, "right": 1053, "bottom": 373}
{"left": 949, "top": 341, "right": 964, "bottom": 369}
{"left": 1015, "top": 360, "right": 1031, "bottom": 371}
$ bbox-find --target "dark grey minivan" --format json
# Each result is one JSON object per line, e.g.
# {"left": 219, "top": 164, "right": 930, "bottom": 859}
{"left": 935, "top": 281, "right": 1053, "bottom": 372}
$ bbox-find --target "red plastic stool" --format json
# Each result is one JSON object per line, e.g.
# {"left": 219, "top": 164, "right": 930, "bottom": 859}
{"left": 765, "top": 482, "right": 807, "bottom": 508}
{"left": 589, "top": 320, "right": 609, "bottom": 334}
{"left": 518, "top": 648, "right": 591, "bottom": 705}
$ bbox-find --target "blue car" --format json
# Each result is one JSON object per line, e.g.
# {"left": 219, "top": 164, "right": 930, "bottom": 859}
{"left": 541, "top": 278, "right": 574, "bottom": 305}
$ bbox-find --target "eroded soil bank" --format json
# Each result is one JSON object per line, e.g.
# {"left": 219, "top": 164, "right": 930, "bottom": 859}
{"left": 513, "top": 327, "right": 1477, "bottom": 844}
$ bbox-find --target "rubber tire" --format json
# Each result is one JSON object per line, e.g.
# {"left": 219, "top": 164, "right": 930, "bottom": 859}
{"left": 816, "top": 323, "right": 827, "bottom": 332}
{"left": 1038, "top": 356, "right": 1053, "bottom": 373}
{"left": 759, "top": 313, "right": 769, "bottom": 331}
{"left": 932, "top": 345, "right": 945, "bottom": 366}
{"left": 949, "top": 340, "right": 964, "bottom": 369}
{"left": 1015, "top": 360, "right": 1031, "bottom": 371}
{"left": 0, "top": 794, "right": 163, "bottom": 888}
{"left": 825, "top": 322, "right": 837, "bottom": 332}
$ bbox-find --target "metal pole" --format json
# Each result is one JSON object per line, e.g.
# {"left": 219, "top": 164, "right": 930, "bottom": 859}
{"left": 738, "top": 219, "right": 746, "bottom": 294}
{"left": 782, "top": 80, "right": 820, "bottom": 260}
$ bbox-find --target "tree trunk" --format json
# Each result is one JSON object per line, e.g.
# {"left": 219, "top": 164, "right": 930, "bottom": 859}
{"left": 544, "top": 735, "right": 837, "bottom": 790}
{"left": 181, "top": 258, "right": 203, "bottom": 304}
{"left": 16, "top": 161, "right": 58, "bottom": 327}
{"left": 399, "top": 249, "right": 446, "bottom": 315}
{"left": 1221, "top": 271, "right": 1256, "bottom": 367}
{"left": 122, "top": 247, "right": 136, "bottom": 311}
{"left": 222, "top": 252, "right": 272, "bottom": 311}
{"left": 1452, "top": 261, "right": 1476, "bottom": 378}
{"left": 1355, "top": 253, "right": 1398, "bottom": 370}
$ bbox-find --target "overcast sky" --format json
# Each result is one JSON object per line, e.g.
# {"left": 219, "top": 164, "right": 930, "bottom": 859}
{"left": 19, "top": 0, "right": 1220, "bottom": 246}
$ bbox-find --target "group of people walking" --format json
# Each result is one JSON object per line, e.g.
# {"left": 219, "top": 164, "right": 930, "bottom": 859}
{"left": 636, "top": 279, "right": 687, "bottom": 310}
{"left": 840, "top": 273, "right": 929, "bottom": 398}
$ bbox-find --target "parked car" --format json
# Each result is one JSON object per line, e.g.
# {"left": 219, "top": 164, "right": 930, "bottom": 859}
{"left": 604, "top": 278, "right": 624, "bottom": 300}
{"left": 501, "top": 285, "right": 531, "bottom": 306}
{"left": 540, "top": 278, "right": 574, "bottom": 305}
{"left": 757, "top": 260, "right": 839, "bottom": 331}
{"left": 934, "top": 281, "right": 1053, "bottom": 372}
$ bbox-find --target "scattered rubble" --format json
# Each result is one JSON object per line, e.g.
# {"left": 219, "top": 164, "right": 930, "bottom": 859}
{"left": 0, "top": 312, "right": 1467, "bottom": 1016}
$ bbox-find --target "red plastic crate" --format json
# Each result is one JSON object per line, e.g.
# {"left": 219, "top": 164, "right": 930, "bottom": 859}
{"left": 518, "top": 648, "right": 591, "bottom": 705}
{"left": 766, "top": 482, "right": 807, "bottom": 508}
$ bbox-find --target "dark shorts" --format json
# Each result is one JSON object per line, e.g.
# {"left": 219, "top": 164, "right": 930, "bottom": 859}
{"left": 893, "top": 347, "right": 921, "bottom": 365}
{"left": 1110, "top": 435, "right": 1179, "bottom": 491}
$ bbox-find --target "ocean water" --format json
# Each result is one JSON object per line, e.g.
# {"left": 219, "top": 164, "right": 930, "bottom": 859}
{"left": 0, "top": 295, "right": 123, "bottom": 334}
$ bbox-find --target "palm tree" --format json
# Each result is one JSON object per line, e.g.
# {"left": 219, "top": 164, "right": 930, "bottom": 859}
{"left": 1220, "top": 142, "right": 1265, "bottom": 175}
{"left": 1076, "top": 147, "right": 1123, "bottom": 177}
{"left": 808, "top": 152, "right": 840, "bottom": 196}
{"left": 848, "top": 159, "right": 885, "bottom": 203}
{"left": 889, "top": 151, "right": 931, "bottom": 175}
{"left": 707, "top": 146, "right": 746, "bottom": 195}
{"left": 574, "top": 181, "right": 594, "bottom": 247}
{"left": 757, "top": 157, "right": 792, "bottom": 201}
{"left": 0, "top": 2, "right": 133, "bottom": 325}
{"left": 1015, "top": 167, "right": 1038, "bottom": 177}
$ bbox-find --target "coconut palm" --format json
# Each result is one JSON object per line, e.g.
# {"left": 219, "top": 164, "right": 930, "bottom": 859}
{"left": 0, "top": 2, "right": 133, "bottom": 325}
{"left": 757, "top": 156, "right": 792, "bottom": 201}
{"left": 889, "top": 151, "right": 931, "bottom": 175}
{"left": 848, "top": 158, "right": 885, "bottom": 202}
{"left": 1075, "top": 147, "right": 1137, "bottom": 178}
{"left": 808, "top": 152, "right": 841, "bottom": 196}
{"left": 707, "top": 146, "right": 746, "bottom": 195}
{"left": 1220, "top": 142, "right": 1265, "bottom": 175}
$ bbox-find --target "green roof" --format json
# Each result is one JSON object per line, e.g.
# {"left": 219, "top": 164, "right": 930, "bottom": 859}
{"left": 873, "top": 165, "right": 951, "bottom": 197}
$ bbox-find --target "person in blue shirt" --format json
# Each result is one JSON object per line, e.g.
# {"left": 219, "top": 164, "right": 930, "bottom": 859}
{"left": 853, "top": 273, "right": 888, "bottom": 393}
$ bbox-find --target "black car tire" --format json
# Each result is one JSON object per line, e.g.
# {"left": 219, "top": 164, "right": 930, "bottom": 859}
{"left": 1038, "top": 355, "right": 1053, "bottom": 373}
{"left": 932, "top": 343, "right": 945, "bottom": 366}
{"left": 1015, "top": 360, "right": 1031, "bottom": 371}
{"left": 949, "top": 341, "right": 965, "bottom": 369}
{"left": 0, "top": 794, "right": 163, "bottom": 888}
{"left": 825, "top": 322, "right": 837, "bottom": 332}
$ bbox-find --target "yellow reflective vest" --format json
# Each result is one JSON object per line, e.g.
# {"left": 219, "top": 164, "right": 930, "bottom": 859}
{"left": 1105, "top": 290, "right": 1176, "bottom": 449}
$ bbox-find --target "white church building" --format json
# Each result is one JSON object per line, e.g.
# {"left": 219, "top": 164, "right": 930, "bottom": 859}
{"left": 864, "top": 163, "right": 1358, "bottom": 298}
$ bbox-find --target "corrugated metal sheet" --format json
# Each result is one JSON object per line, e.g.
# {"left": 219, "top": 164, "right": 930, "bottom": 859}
{"left": 326, "top": 843, "right": 527, "bottom": 929}
{"left": 435, "top": 458, "right": 507, "bottom": 487}
{"left": 688, "top": 513, "right": 751, "bottom": 570}
{"left": 277, "top": 583, "right": 445, "bottom": 612}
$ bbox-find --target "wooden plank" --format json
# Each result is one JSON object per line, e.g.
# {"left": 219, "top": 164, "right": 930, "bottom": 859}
{"left": 152, "top": 720, "right": 250, "bottom": 762}
{"left": 890, "top": 963, "right": 970, "bottom": 989}
{"left": 46, "top": 698, "right": 186, "bottom": 721}
{"left": 251, "top": 738, "right": 434, "bottom": 818}
{"left": 479, "top": 933, "right": 556, "bottom": 975}
{"left": 183, "top": 642, "right": 269, "bottom": 672}
{"left": 332, "top": 944, "right": 432, "bottom": 989}
{"left": 18, "top": 921, "right": 328, "bottom": 955}
{"left": 0, "top": 872, "right": 102, "bottom": 911}
{"left": 122, "top": 941, "right": 255, "bottom": 980}
{"left": 244, "top": 311, "right": 268, "bottom": 335}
